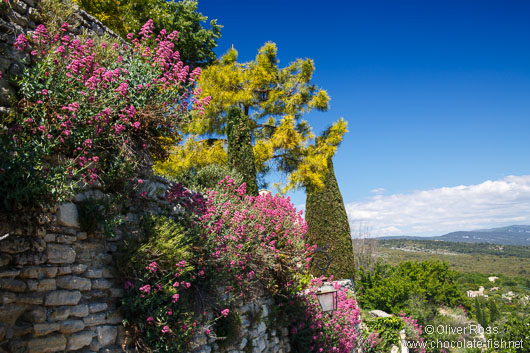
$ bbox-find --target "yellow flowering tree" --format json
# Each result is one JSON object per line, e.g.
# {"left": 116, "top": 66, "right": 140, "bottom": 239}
{"left": 156, "top": 42, "right": 347, "bottom": 192}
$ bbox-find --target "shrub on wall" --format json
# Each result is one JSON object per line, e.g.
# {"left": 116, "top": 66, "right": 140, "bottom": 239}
{"left": 0, "top": 19, "right": 209, "bottom": 211}
{"left": 120, "top": 178, "right": 313, "bottom": 351}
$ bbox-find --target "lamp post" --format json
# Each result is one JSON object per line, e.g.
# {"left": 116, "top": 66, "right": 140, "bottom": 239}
{"left": 310, "top": 245, "right": 338, "bottom": 312}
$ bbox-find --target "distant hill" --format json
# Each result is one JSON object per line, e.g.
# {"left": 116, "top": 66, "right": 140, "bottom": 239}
{"left": 379, "top": 225, "right": 530, "bottom": 246}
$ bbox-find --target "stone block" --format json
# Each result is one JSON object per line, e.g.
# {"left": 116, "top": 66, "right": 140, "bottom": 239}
{"left": 57, "top": 275, "right": 91, "bottom": 291}
{"left": 97, "top": 325, "right": 117, "bottom": 346}
{"left": 43, "top": 267, "right": 58, "bottom": 278}
{"left": 57, "top": 202, "right": 79, "bottom": 228}
{"left": 72, "top": 264, "right": 87, "bottom": 274}
{"left": 33, "top": 322, "right": 60, "bottom": 336}
{"left": 58, "top": 266, "right": 72, "bottom": 275}
{"left": 16, "top": 293, "right": 44, "bottom": 305}
{"left": 23, "top": 307, "right": 47, "bottom": 323}
{"left": 60, "top": 319, "right": 85, "bottom": 334}
{"left": 92, "top": 278, "right": 112, "bottom": 290}
{"left": 0, "top": 269, "right": 20, "bottom": 278}
{"left": 27, "top": 278, "right": 56, "bottom": 292}
{"left": 27, "top": 333, "right": 67, "bottom": 352}
{"left": 45, "top": 290, "right": 82, "bottom": 306}
{"left": 88, "top": 302, "right": 107, "bottom": 313}
{"left": 85, "top": 268, "right": 102, "bottom": 278}
{"left": 0, "top": 304, "right": 27, "bottom": 326}
{"left": 50, "top": 304, "right": 88, "bottom": 321}
{"left": 83, "top": 313, "right": 106, "bottom": 326}
{"left": 56, "top": 234, "right": 77, "bottom": 244}
{"left": 0, "top": 291, "right": 16, "bottom": 304}
{"left": 67, "top": 330, "right": 93, "bottom": 350}
{"left": 0, "top": 278, "right": 26, "bottom": 292}
{"left": 47, "top": 244, "right": 76, "bottom": 264}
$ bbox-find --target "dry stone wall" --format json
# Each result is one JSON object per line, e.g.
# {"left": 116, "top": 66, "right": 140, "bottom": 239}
{"left": 0, "top": 176, "right": 295, "bottom": 353}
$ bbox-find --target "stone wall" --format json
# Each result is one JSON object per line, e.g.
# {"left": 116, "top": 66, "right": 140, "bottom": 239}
{"left": 0, "top": 176, "right": 295, "bottom": 353}
{"left": 191, "top": 296, "right": 291, "bottom": 353}
{"left": 0, "top": 188, "right": 126, "bottom": 352}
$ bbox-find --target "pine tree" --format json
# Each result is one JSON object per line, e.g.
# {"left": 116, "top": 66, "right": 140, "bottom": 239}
{"left": 305, "top": 157, "right": 355, "bottom": 279}
{"left": 226, "top": 106, "right": 258, "bottom": 195}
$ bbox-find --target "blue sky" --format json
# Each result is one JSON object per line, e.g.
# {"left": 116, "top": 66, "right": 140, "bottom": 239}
{"left": 197, "top": 0, "right": 530, "bottom": 236}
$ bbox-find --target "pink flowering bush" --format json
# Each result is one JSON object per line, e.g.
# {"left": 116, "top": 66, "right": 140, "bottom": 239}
{"left": 0, "top": 20, "right": 209, "bottom": 210}
{"left": 399, "top": 312, "right": 426, "bottom": 353}
{"left": 196, "top": 176, "right": 311, "bottom": 298}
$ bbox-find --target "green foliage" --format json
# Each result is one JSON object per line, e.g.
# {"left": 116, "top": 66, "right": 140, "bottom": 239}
{"left": 163, "top": 164, "right": 244, "bottom": 192}
{"left": 74, "top": 0, "right": 221, "bottom": 68}
{"left": 486, "top": 314, "right": 530, "bottom": 353}
{"left": 125, "top": 215, "right": 195, "bottom": 274}
{"left": 488, "top": 299, "right": 499, "bottom": 323}
{"left": 364, "top": 316, "right": 404, "bottom": 352}
{"left": 305, "top": 157, "right": 355, "bottom": 279}
{"left": 356, "top": 260, "right": 465, "bottom": 314}
{"left": 226, "top": 106, "right": 258, "bottom": 195}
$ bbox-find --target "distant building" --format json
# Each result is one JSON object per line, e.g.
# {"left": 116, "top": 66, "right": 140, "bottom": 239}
{"left": 467, "top": 286, "right": 486, "bottom": 298}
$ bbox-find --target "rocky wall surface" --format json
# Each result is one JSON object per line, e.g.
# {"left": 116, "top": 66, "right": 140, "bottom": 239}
{"left": 0, "top": 176, "right": 297, "bottom": 353}
{"left": 191, "top": 296, "right": 291, "bottom": 353}
{"left": 0, "top": 188, "right": 127, "bottom": 352}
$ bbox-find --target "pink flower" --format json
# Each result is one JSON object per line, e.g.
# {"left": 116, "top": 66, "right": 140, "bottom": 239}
{"left": 171, "top": 293, "right": 179, "bottom": 303}
{"left": 139, "top": 284, "right": 151, "bottom": 294}
{"left": 146, "top": 261, "right": 158, "bottom": 273}
{"left": 147, "top": 316, "right": 154, "bottom": 324}
{"left": 161, "top": 325, "right": 169, "bottom": 333}
{"left": 124, "top": 281, "right": 134, "bottom": 289}
{"left": 220, "top": 309, "right": 229, "bottom": 317}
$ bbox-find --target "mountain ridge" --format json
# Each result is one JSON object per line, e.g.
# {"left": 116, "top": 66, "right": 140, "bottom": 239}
{"left": 378, "top": 225, "right": 530, "bottom": 246}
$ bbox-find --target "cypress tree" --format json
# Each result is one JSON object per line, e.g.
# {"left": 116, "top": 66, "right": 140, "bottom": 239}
{"left": 226, "top": 106, "right": 258, "bottom": 195}
{"left": 305, "top": 157, "right": 355, "bottom": 279}
{"left": 489, "top": 300, "right": 499, "bottom": 323}
{"left": 474, "top": 297, "right": 482, "bottom": 325}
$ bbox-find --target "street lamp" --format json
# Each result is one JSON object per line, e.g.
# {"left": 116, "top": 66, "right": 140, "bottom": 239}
{"left": 311, "top": 245, "right": 338, "bottom": 312}
{"left": 316, "top": 284, "right": 338, "bottom": 312}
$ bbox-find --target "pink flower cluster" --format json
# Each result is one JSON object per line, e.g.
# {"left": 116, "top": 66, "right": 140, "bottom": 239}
{"left": 399, "top": 312, "right": 426, "bottom": 353}
{"left": 11, "top": 20, "right": 209, "bottom": 188}
{"left": 191, "top": 176, "right": 309, "bottom": 297}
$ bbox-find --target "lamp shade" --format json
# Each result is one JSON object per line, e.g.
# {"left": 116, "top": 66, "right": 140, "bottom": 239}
{"left": 316, "top": 285, "right": 337, "bottom": 312}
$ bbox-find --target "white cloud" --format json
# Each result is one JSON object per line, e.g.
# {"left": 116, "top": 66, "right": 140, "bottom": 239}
{"left": 371, "top": 187, "right": 386, "bottom": 194}
{"left": 345, "top": 175, "right": 530, "bottom": 237}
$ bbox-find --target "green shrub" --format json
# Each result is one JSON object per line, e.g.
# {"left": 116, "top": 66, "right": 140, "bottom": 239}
{"left": 357, "top": 260, "right": 465, "bottom": 315}
{"left": 123, "top": 215, "right": 195, "bottom": 275}
{"left": 364, "top": 316, "right": 404, "bottom": 352}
